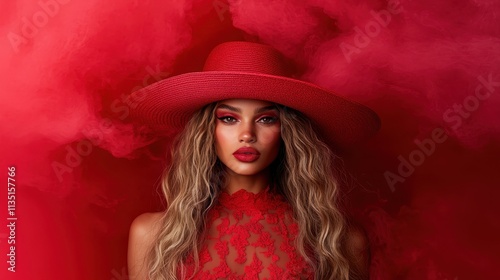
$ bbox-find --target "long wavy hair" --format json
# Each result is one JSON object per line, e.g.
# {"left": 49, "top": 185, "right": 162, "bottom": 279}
{"left": 145, "top": 101, "right": 352, "bottom": 279}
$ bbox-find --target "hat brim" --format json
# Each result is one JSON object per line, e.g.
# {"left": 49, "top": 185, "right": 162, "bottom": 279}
{"left": 128, "top": 71, "right": 381, "bottom": 150}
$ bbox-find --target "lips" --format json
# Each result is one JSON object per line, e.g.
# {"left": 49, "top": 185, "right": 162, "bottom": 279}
{"left": 234, "top": 147, "right": 260, "bottom": 155}
{"left": 233, "top": 147, "right": 260, "bottom": 162}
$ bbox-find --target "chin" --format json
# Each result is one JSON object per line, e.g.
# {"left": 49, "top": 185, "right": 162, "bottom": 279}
{"left": 227, "top": 164, "right": 268, "bottom": 176}
{"left": 224, "top": 159, "right": 273, "bottom": 176}
{"left": 231, "top": 169, "right": 264, "bottom": 176}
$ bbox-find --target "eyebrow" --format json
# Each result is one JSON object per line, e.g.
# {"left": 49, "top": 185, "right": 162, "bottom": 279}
{"left": 216, "top": 104, "right": 278, "bottom": 114}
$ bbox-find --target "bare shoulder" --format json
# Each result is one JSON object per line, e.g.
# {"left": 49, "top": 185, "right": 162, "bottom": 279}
{"left": 344, "top": 225, "right": 370, "bottom": 279}
{"left": 129, "top": 211, "right": 164, "bottom": 252}
{"left": 128, "top": 212, "right": 165, "bottom": 280}
{"left": 130, "top": 212, "right": 164, "bottom": 237}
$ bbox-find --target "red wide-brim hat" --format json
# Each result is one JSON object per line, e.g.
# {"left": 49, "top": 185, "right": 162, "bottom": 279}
{"left": 128, "top": 41, "right": 381, "bottom": 150}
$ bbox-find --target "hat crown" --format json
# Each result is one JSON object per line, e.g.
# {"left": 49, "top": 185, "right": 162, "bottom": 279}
{"left": 202, "top": 41, "right": 290, "bottom": 76}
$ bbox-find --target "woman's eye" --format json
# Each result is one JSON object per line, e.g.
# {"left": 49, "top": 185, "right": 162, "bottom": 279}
{"left": 258, "top": 116, "right": 278, "bottom": 124}
{"left": 217, "top": 116, "right": 237, "bottom": 123}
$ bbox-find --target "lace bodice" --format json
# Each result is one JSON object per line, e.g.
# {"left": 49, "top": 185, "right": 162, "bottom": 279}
{"left": 182, "top": 187, "right": 314, "bottom": 279}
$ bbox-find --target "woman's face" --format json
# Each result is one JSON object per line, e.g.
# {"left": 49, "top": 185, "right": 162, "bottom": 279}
{"left": 214, "top": 99, "right": 281, "bottom": 177}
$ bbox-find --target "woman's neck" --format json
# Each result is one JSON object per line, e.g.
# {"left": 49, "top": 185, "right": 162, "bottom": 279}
{"left": 223, "top": 168, "right": 271, "bottom": 195}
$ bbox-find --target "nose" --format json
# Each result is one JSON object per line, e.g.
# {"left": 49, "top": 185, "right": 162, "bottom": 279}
{"left": 239, "top": 122, "right": 256, "bottom": 143}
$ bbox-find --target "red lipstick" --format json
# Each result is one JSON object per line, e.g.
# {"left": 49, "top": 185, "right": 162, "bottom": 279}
{"left": 233, "top": 147, "right": 260, "bottom": 162}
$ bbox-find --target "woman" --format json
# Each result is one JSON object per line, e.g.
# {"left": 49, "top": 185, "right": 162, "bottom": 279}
{"left": 127, "top": 41, "right": 380, "bottom": 279}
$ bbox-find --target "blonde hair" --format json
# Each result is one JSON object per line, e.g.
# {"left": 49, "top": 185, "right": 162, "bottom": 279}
{"left": 146, "top": 101, "right": 351, "bottom": 280}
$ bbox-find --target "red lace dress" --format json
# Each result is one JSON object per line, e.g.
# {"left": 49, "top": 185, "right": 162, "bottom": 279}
{"left": 182, "top": 187, "right": 314, "bottom": 279}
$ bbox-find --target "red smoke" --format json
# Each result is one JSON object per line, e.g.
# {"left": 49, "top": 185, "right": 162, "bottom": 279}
{"left": 1, "top": 0, "right": 499, "bottom": 279}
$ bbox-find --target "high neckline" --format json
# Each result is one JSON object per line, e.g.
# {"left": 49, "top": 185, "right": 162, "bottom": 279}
{"left": 218, "top": 186, "right": 285, "bottom": 211}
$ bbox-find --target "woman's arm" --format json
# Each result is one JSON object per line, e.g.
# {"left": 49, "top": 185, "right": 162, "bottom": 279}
{"left": 345, "top": 225, "right": 371, "bottom": 280}
{"left": 127, "top": 212, "right": 163, "bottom": 280}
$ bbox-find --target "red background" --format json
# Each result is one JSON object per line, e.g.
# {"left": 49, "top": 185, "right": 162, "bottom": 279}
{"left": 1, "top": 0, "right": 499, "bottom": 279}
